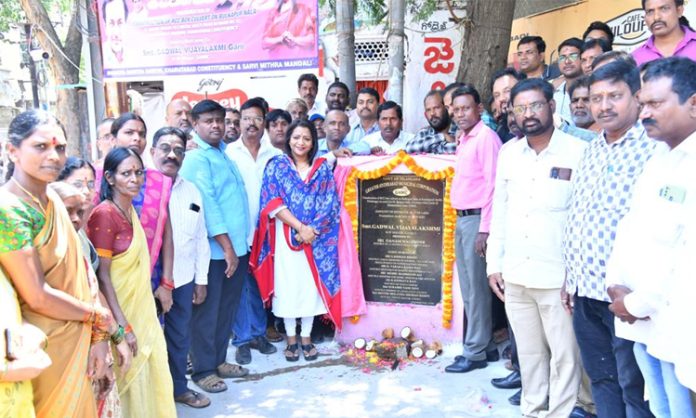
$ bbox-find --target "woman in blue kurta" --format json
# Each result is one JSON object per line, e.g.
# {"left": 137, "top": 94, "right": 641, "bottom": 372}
{"left": 250, "top": 120, "right": 341, "bottom": 362}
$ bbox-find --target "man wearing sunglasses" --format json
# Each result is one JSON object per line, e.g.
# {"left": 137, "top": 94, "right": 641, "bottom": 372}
{"left": 552, "top": 38, "right": 585, "bottom": 124}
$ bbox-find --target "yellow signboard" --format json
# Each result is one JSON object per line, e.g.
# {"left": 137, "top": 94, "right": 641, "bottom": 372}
{"left": 508, "top": 0, "right": 696, "bottom": 63}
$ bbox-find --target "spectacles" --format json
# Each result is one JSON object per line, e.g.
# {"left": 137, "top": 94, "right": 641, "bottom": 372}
{"left": 512, "top": 101, "right": 548, "bottom": 116}
{"left": 71, "top": 180, "right": 96, "bottom": 190}
{"left": 558, "top": 53, "right": 580, "bottom": 62}
{"left": 156, "top": 143, "right": 185, "bottom": 157}
{"left": 241, "top": 116, "right": 264, "bottom": 124}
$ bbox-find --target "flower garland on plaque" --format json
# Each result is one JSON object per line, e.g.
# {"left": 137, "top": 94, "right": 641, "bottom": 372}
{"left": 343, "top": 151, "right": 456, "bottom": 328}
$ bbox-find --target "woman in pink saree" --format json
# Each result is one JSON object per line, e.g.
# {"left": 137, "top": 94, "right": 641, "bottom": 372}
{"left": 262, "top": 0, "right": 316, "bottom": 58}
{"left": 95, "top": 113, "right": 174, "bottom": 312}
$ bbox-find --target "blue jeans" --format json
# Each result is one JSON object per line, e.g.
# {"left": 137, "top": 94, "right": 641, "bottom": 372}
{"left": 232, "top": 268, "right": 267, "bottom": 346}
{"left": 633, "top": 343, "right": 695, "bottom": 418}
{"left": 572, "top": 296, "right": 654, "bottom": 418}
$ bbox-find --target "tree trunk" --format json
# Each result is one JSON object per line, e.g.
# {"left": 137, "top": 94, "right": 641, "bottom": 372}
{"left": 455, "top": 0, "right": 515, "bottom": 107}
{"left": 19, "top": 0, "right": 85, "bottom": 159}
{"left": 386, "top": 0, "right": 405, "bottom": 105}
{"left": 336, "top": 0, "right": 357, "bottom": 107}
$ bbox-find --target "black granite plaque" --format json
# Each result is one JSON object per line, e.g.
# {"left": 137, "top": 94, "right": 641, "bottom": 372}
{"left": 359, "top": 173, "right": 444, "bottom": 305}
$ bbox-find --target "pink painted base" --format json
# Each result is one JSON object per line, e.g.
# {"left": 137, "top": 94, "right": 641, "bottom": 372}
{"left": 336, "top": 269, "right": 464, "bottom": 344}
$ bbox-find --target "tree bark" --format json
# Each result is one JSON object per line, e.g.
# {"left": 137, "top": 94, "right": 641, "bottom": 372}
{"left": 386, "top": 0, "right": 405, "bottom": 105}
{"left": 455, "top": 0, "right": 515, "bottom": 107}
{"left": 19, "top": 0, "right": 85, "bottom": 159}
{"left": 336, "top": 0, "right": 357, "bottom": 107}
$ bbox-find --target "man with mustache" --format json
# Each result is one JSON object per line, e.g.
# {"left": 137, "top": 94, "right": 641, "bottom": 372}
{"left": 165, "top": 99, "right": 193, "bottom": 133}
{"left": 225, "top": 98, "right": 280, "bottom": 365}
{"left": 633, "top": 0, "right": 696, "bottom": 65}
{"left": 180, "top": 100, "right": 251, "bottom": 393}
{"left": 364, "top": 101, "right": 414, "bottom": 154}
{"left": 580, "top": 39, "right": 611, "bottom": 76}
{"left": 491, "top": 68, "right": 527, "bottom": 144}
{"left": 445, "top": 85, "right": 502, "bottom": 374}
{"left": 562, "top": 60, "right": 660, "bottom": 418}
{"left": 557, "top": 76, "right": 600, "bottom": 142}
{"left": 223, "top": 108, "right": 240, "bottom": 144}
{"left": 346, "top": 87, "right": 380, "bottom": 143}
{"left": 297, "top": 73, "right": 326, "bottom": 116}
{"left": 265, "top": 109, "right": 292, "bottom": 150}
{"left": 552, "top": 38, "right": 584, "bottom": 124}
{"left": 405, "top": 90, "right": 458, "bottom": 154}
{"left": 325, "top": 81, "right": 351, "bottom": 112}
{"left": 606, "top": 56, "right": 696, "bottom": 418}
{"left": 150, "top": 126, "right": 212, "bottom": 409}
{"left": 488, "top": 77, "right": 591, "bottom": 418}
{"left": 317, "top": 109, "right": 370, "bottom": 157}
{"left": 516, "top": 36, "right": 559, "bottom": 80}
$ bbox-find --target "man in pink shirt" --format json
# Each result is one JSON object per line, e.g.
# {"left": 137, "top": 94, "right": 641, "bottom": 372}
{"left": 445, "top": 85, "right": 503, "bottom": 373}
{"left": 633, "top": 0, "right": 696, "bottom": 65}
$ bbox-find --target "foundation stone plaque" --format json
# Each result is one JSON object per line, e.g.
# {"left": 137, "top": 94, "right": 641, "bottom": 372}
{"left": 359, "top": 173, "right": 445, "bottom": 305}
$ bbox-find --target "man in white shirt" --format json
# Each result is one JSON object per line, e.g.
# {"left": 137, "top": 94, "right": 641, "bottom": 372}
{"left": 225, "top": 98, "right": 281, "bottom": 365}
{"left": 487, "top": 78, "right": 590, "bottom": 418}
{"left": 150, "top": 126, "right": 211, "bottom": 409}
{"left": 606, "top": 57, "right": 696, "bottom": 417}
{"left": 364, "top": 101, "right": 414, "bottom": 154}
{"left": 297, "top": 73, "right": 326, "bottom": 116}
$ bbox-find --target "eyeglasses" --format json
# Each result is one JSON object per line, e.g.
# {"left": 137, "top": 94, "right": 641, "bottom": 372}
{"left": 156, "top": 143, "right": 185, "bottom": 157}
{"left": 71, "top": 180, "right": 96, "bottom": 190}
{"left": 241, "top": 116, "right": 264, "bottom": 124}
{"left": 512, "top": 101, "right": 548, "bottom": 116}
{"left": 558, "top": 53, "right": 580, "bottom": 62}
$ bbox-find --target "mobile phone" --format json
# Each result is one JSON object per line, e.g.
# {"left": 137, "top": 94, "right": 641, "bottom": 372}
{"left": 5, "top": 328, "right": 17, "bottom": 361}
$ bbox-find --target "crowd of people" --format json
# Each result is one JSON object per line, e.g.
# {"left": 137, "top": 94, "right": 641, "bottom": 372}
{"left": 1, "top": 0, "right": 695, "bottom": 417}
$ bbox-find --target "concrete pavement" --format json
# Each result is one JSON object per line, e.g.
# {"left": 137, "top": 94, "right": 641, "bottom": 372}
{"left": 177, "top": 341, "right": 522, "bottom": 418}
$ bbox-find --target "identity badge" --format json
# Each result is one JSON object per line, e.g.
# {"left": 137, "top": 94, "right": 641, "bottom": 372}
{"left": 659, "top": 185, "right": 686, "bottom": 204}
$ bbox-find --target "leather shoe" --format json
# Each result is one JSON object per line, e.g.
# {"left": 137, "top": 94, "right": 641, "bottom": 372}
{"left": 491, "top": 370, "right": 521, "bottom": 389}
{"left": 455, "top": 349, "right": 499, "bottom": 363}
{"left": 235, "top": 344, "right": 252, "bottom": 365}
{"left": 266, "top": 326, "right": 284, "bottom": 343}
{"left": 508, "top": 389, "right": 521, "bottom": 406}
{"left": 569, "top": 407, "right": 597, "bottom": 418}
{"left": 445, "top": 357, "right": 487, "bottom": 373}
{"left": 250, "top": 336, "right": 277, "bottom": 355}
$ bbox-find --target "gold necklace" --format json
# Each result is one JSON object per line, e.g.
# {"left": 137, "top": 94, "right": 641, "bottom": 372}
{"left": 109, "top": 200, "right": 132, "bottom": 225}
{"left": 11, "top": 178, "right": 46, "bottom": 214}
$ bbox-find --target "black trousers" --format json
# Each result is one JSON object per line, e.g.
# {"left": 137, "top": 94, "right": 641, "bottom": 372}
{"left": 164, "top": 281, "right": 194, "bottom": 396}
{"left": 190, "top": 256, "right": 247, "bottom": 381}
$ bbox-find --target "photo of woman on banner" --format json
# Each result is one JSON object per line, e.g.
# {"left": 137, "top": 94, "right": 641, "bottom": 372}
{"left": 261, "top": 0, "right": 316, "bottom": 58}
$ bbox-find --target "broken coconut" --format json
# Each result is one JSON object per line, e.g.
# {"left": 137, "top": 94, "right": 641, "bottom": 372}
{"left": 411, "top": 345, "right": 425, "bottom": 358}
{"left": 353, "top": 338, "right": 366, "bottom": 350}
{"left": 400, "top": 326, "right": 414, "bottom": 341}
{"left": 425, "top": 341, "right": 443, "bottom": 359}
{"left": 365, "top": 339, "right": 378, "bottom": 352}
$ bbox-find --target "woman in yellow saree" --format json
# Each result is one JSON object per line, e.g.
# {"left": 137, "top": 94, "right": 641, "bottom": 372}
{"left": 88, "top": 146, "right": 176, "bottom": 418}
{"left": 0, "top": 110, "right": 114, "bottom": 417}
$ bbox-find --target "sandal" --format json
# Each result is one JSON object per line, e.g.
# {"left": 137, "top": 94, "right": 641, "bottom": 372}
{"left": 175, "top": 390, "right": 211, "bottom": 408}
{"left": 302, "top": 343, "right": 318, "bottom": 361}
{"left": 285, "top": 342, "right": 300, "bottom": 362}
{"left": 216, "top": 362, "right": 249, "bottom": 378}
{"left": 194, "top": 374, "right": 227, "bottom": 393}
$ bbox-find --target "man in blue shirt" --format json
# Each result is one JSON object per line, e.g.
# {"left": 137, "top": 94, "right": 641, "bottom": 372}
{"left": 180, "top": 99, "right": 251, "bottom": 393}
{"left": 317, "top": 109, "right": 371, "bottom": 157}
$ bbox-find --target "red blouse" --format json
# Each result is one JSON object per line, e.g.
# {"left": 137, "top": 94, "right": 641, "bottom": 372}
{"left": 87, "top": 201, "right": 134, "bottom": 258}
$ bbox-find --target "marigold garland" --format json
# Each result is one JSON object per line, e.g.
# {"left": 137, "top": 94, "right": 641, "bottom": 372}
{"left": 343, "top": 151, "right": 456, "bottom": 329}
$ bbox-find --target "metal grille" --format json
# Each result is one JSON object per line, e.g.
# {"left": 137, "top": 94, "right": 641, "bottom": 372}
{"left": 355, "top": 40, "right": 389, "bottom": 63}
